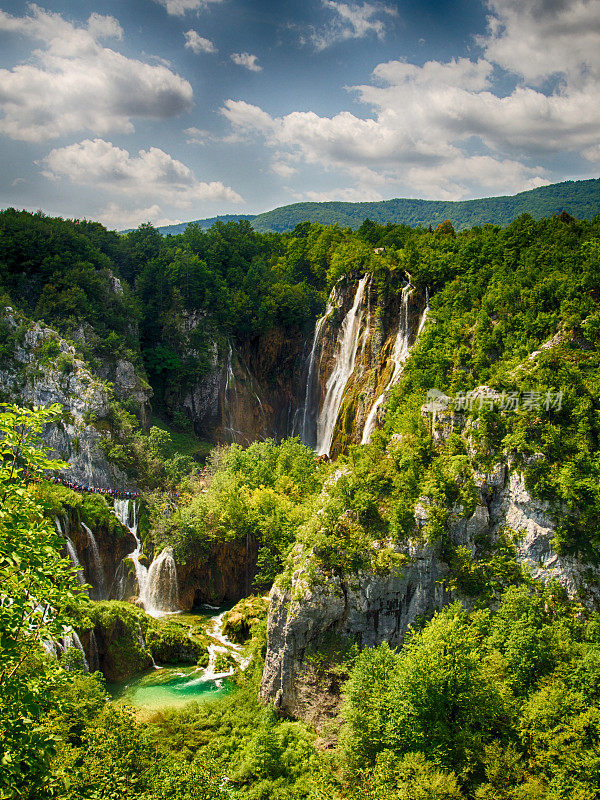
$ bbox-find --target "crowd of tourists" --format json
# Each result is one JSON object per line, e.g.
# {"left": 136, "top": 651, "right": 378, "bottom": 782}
{"left": 48, "top": 475, "right": 141, "bottom": 499}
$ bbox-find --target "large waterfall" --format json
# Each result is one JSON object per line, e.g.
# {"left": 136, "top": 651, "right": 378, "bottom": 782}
{"left": 144, "top": 546, "right": 180, "bottom": 616}
{"left": 300, "top": 301, "right": 334, "bottom": 448}
{"left": 81, "top": 523, "right": 107, "bottom": 601}
{"left": 361, "top": 283, "right": 415, "bottom": 445}
{"left": 113, "top": 500, "right": 179, "bottom": 617}
{"left": 316, "top": 275, "right": 369, "bottom": 456}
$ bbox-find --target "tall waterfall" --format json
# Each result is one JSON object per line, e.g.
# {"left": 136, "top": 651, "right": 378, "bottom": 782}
{"left": 113, "top": 500, "right": 179, "bottom": 617}
{"left": 316, "top": 275, "right": 369, "bottom": 456}
{"left": 144, "top": 546, "right": 180, "bottom": 616}
{"left": 300, "top": 301, "right": 334, "bottom": 447}
{"left": 81, "top": 523, "right": 107, "bottom": 601}
{"left": 361, "top": 283, "right": 415, "bottom": 445}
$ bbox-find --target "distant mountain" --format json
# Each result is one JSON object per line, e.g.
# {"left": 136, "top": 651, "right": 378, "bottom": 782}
{"left": 155, "top": 179, "right": 600, "bottom": 236}
{"left": 157, "top": 214, "right": 256, "bottom": 236}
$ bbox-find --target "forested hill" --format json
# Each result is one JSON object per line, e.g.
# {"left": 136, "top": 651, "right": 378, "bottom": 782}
{"left": 157, "top": 178, "right": 600, "bottom": 235}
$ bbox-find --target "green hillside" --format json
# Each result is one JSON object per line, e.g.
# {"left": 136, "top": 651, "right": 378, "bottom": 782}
{"left": 252, "top": 178, "right": 600, "bottom": 232}
{"left": 157, "top": 178, "right": 600, "bottom": 236}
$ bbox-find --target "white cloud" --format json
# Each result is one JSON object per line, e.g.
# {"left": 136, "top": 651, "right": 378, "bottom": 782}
{"left": 230, "top": 52, "right": 262, "bottom": 72}
{"left": 0, "top": 6, "right": 193, "bottom": 142}
{"left": 42, "top": 138, "right": 243, "bottom": 207}
{"left": 482, "top": 0, "right": 600, "bottom": 84}
{"left": 184, "top": 30, "right": 217, "bottom": 54}
{"left": 271, "top": 160, "right": 298, "bottom": 178}
{"left": 99, "top": 203, "right": 183, "bottom": 230}
{"left": 310, "top": 1, "right": 397, "bottom": 50}
{"left": 299, "top": 186, "right": 384, "bottom": 202}
{"left": 154, "top": 0, "right": 223, "bottom": 16}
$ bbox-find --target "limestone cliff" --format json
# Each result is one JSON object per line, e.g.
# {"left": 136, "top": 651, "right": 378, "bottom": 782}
{"left": 0, "top": 307, "right": 141, "bottom": 487}
{"left": 260, "top": 405, "right": 600, "bottom": 724}
{"left": 162, "top": 310, "right": 306, "bottom": 445}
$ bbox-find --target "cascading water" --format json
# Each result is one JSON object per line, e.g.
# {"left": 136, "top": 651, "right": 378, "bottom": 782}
{"left": 81, "top": 522, "right": 107, "bottom": 600}
{"left": 61, "top": 630, "right": 89, "bottom": 671}
{"left": 65, "top": 536, "right": 86, "bottom": 590}
{"left": 113, "top": 500, "right": 179, "bottom": 617}
{"left": 300, "top": 302, "right": 334, "bottom": 448}
{"left": 143, "top": 546, "right": 180, "bottom": 616}
{"left": 361, "top": 283, "right": 415, "bottom": 445}
{"left": 316, "top": 275, "right": 369, "bottom": 456}
{"left": 114, "top": 499, "right": 149, "bottom": 607}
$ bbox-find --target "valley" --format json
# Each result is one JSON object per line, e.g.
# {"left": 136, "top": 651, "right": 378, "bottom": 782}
{"left": 3, "top": 207, "right": 600, "bottom": 798}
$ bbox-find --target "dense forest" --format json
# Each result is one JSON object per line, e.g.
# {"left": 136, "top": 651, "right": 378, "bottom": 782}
{"left": 156, "top": 178, "right": 600, "bottom": 235}
{"left": 3, "top": 205, "right": 600, "bottom": 798}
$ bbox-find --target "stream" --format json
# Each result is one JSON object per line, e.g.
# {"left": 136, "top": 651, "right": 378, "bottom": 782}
{"left": 109, "top": 605, "right": 243, "bottom": 714}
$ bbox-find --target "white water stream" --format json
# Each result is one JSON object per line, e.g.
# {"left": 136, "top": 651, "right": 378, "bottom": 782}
{"left": 361, "top": 284, "right": 426, "bottom": 444}
{"left": 316, "top": 275, "right": 369, "bottom": 456}
{"left": 113, "top": 499, "right": 180, "bottom": 617}
{"left": 81, "top": 522, "right": 107, "bottom": 600}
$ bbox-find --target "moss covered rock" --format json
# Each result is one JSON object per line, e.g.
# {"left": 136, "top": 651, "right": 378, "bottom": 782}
{"left": 223, "top": 595, "right": 269, "bottom": 644}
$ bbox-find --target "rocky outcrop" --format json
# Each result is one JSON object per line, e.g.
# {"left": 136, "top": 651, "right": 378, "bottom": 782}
{"left": 0, "top": 307, "right": 132, "bottom": 487}
{"left": 260, "top": 543, "right": 449, "bottom": 723}
{"left": 164, "top": 310, "right": 306, "bottom": 445}
{"left": 260, "top": 427, "right": 600, "bottom": 723}
{"left": 176, "top": 536, "right": 259, "bottom": 609}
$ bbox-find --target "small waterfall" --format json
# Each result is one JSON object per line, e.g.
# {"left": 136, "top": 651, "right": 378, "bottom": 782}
{"left": 203, "top": 610, "right": 244, "bottom": 681}
{"left": 316, "top": 275, "right": 369, "bottom": 456}
{"left": 81, "top": 523, "right": 107, "bottom": 601}
{"left": 114, "top": 499, "right": 149, "bottom": 606}
{"left": 65, "top": 536, "right": 87, "bottom": 590}
{"left": 361, "top": 283, "right": 415, "bottom": 445}
{"left": 143, "top": 547, "right": 180, "bottom": 616}
{"left": 300, "top": 303, "right": 334, "bottom": 447}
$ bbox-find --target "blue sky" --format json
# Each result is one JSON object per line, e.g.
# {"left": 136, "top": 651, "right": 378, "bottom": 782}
{"left": 0, "top": 0, "right": 599, "bottom": 229}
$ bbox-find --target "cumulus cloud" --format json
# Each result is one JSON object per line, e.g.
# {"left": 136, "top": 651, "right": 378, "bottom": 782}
{"left": 299, "top": 186, "right": 384, "bottom": 202}
{"left": 230, "top": 52, "right": 262, "bottom": 71}
{"left": 271, "top": 160, "right": 298, "bottom": 178}
{"left": 184, "top": 29, "right": 217, "bottom": 53}
{"left": 482, "top": 0, "right": 600, "bottom": 84}
{"left": 42, "top": 139, "right": 243, "bottom": 207}
{"left": 310, "top": 1, "right": 397, "bottom": 50}
{"left": 153, "top": 0, "right": 223, "bottom": 16}
{"left": 99, "top": 203, "right": 183, "bottom": 230}
{"left": 0, "top": 6, "right": 193, "bottom": 142}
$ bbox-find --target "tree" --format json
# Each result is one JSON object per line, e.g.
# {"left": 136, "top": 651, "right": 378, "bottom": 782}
{"left": 0, "top": 404, "right": 83, "bottom": 799}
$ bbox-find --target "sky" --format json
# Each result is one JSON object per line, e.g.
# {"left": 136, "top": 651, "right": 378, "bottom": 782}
{"left": 0, "top": 0, "right": 599, "bottom": 230}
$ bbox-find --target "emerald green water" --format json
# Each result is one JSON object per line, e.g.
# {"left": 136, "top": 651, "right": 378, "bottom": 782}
{"left": 109, "top": 605, "right": 239, "bottom": 714}
{"left": 110, "top": 666, "right": 235, "bottom": 712}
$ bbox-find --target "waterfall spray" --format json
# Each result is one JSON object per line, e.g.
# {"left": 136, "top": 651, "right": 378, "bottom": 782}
{"left": 65, "top": 536, "right": 87, "bottom": 590}
{"left": 143, "top": 546, "right": 180, "bottom": 616}
{"left": 316, "top": 275, "right": 369, "bottom": 456}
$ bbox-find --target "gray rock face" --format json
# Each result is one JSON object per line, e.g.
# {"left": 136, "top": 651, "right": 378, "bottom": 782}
{"left": 0, "top": 309, "right": 129, "bottom": 488}
{"left": 261, "top": 456, "right": 600, "bottom": 720}
{"left": 260, "top": 542, "right": 448, "bottom": 719}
